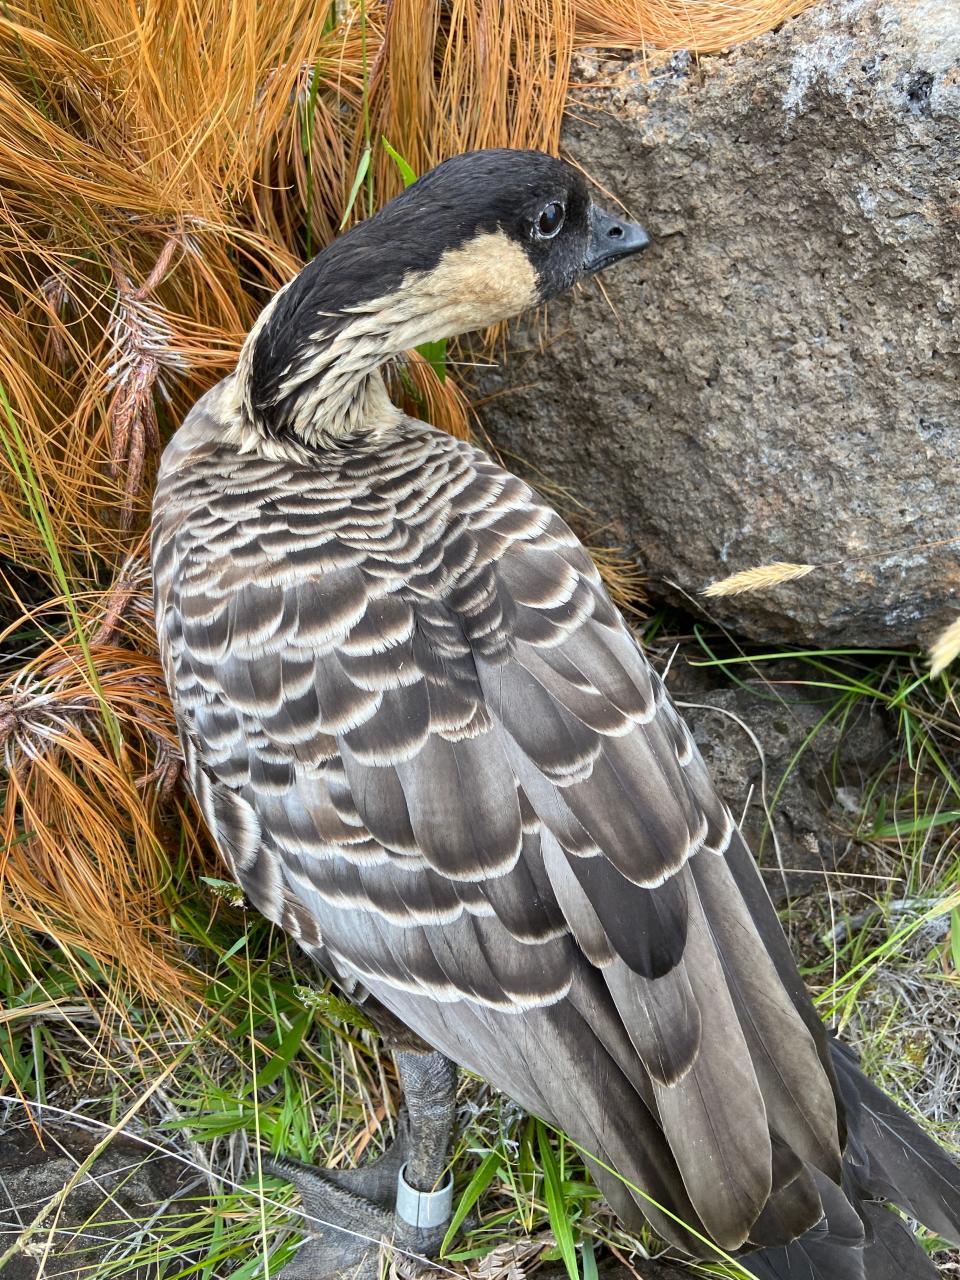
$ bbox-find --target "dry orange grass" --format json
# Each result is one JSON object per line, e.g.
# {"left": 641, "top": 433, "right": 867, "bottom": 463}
{"left": 577, "top": 0, "right": 812, "bottom": 50}
{"left": 0, "top": 0, "right": 813, "bottom": 1017}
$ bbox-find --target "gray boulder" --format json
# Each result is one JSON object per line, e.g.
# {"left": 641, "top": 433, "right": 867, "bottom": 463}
{"left": 477, "top": 0, "right": 960, "bottom": 646}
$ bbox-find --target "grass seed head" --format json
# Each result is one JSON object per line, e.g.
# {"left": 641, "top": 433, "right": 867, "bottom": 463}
{"left": 930, "top": 616, "right": 960, "bottom": 680}
{"left": 703, "top": 561, "right": 818, "bottom": 597}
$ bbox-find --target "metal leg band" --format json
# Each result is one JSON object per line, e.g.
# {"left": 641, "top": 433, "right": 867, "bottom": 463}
{"left": 395, "top": 1163, "right": 453, "bottom": 1230}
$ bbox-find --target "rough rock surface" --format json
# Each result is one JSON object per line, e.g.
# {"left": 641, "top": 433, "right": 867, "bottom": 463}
{"left": 0, "top": 1122, "right": 191, "bottom": 1279}
{"left": 670, "top": 656, "right": 890, "bottom": 900}
{"left": 476, "top": 0, "right": 960, "bottom": 645}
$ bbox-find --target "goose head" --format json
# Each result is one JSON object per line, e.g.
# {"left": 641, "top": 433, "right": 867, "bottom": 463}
{"left": 237, "top": 148, "right": 650, "bottom": 447}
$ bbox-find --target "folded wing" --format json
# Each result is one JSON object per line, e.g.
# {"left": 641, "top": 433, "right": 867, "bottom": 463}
{"left": 154, "top": 426, "right": 847, "bottom": 1256}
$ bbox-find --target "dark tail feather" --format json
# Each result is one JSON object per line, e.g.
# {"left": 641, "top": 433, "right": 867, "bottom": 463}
{"left": 741, "top": 1185, "right": 941, "bottom": 1280}
{"left": 742, "top": 1168, "right": 867, "bottom": 1279}
{"left": 739, "top": 1039, "right": 960, "bottom": 1278}
{"left": 860, "top": 1203, "right": 939, "bottom": 1277}
{"left": 830, "top": 1036, "right": 960, "bottom": 1244}
{"left": 742, "top": 1202, "right": 940, "bottom": 1280}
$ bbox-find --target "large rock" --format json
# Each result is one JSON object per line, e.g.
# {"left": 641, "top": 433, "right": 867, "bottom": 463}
{"left": 477, "top": 0, "right": 960, "bottom": 646}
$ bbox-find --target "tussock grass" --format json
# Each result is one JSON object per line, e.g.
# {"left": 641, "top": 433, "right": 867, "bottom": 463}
{"left": 575, "top": 0, "right": 814, "bottom": 52}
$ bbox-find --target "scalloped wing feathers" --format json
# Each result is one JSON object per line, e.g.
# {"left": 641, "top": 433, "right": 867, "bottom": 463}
{"left": 153, "top": 388, "right": 844, "bottom": 1255}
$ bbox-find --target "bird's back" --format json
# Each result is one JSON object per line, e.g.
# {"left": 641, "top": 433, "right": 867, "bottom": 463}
{"left": 152, "top": 377, "right": 855, "bottom": 1259}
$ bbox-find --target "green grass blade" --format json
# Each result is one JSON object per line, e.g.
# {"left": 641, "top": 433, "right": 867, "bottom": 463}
{"left": 339, "top": 146, "right": 371, "bottom": 229}
{"left": 440, "top": 1148, "right": 502, "bottom": 1256}
{"left": 689, "top": 645, "right": 918, "bottom": 666}
{"left": 581, "top": 1236, "right": 598, "bottom": 1280}
{"left": 868, "top": 809, "right": 960, "bottom": 839}
{"left": 417, "top": 338, "right": 447, "bottom": 382}
{"left": 537, "top": 1120, "right": 579, "bottom": 1280}
{"left": 220, "top": 932, "right": 249, "bottom": 964}
{"left": 358, "top": 0, "right": 373, "bottom": 218}
{"left": 301, "top": 60, "right": 324, "bottom": 258}
{"left": 253, "top": 1010, "right": 312, "bottom": 1091}
{"left": 381, "top": 136, "right": 418, "bottom": 188}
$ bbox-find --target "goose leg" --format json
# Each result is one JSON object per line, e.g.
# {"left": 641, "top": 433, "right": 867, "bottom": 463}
{"left": 273, "top": 1048, "right": 457, "bottom": 1279}
{"left": 392, "top": 1050, "right": 458, "bottom": 1255}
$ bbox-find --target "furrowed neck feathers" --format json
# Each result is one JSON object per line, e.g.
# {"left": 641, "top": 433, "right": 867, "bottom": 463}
{"left": 236, "top": 199, "right": 538, "bottom": 449}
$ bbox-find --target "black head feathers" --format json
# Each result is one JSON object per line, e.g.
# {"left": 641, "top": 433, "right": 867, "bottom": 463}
{"left": 244, "top": 148, "right": 649, "bottom": 439}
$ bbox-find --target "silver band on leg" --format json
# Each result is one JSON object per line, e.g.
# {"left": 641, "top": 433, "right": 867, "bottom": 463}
{"left": 396, "top": 1163, "right": 453, "bottom": 1229}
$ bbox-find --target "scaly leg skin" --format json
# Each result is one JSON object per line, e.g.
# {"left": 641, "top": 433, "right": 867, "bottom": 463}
{"left": 272, "top": 1049, "right": 457, "bottom": 1279}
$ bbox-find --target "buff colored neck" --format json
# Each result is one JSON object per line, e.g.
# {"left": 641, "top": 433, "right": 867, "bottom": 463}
{"left": 234, "top": 230, "right": 539, "bottom": 449}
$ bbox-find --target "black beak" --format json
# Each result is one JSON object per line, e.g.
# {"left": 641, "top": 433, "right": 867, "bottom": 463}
{"left": 584, "top": 205, "right": 651, "bottom": 275}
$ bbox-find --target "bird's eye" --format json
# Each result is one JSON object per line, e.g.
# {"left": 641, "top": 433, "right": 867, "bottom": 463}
{"left": 535, "top": 201, "right": 565, "bottom": 239}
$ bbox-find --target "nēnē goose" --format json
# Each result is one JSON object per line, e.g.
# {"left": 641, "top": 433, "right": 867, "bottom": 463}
{"left": 152, "top": 148, "right": 960, "bottom": 1280}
